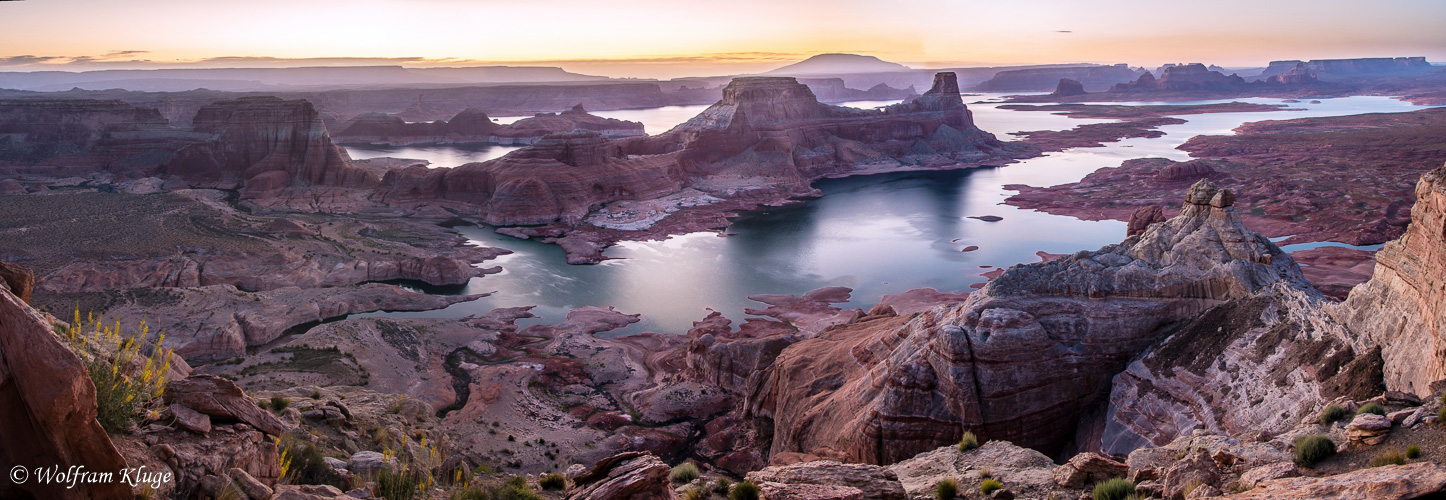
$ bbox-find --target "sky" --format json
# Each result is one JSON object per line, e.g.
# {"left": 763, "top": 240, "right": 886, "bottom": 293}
{"left": 1, "top": 0, "right": 1443, "bottom": 79}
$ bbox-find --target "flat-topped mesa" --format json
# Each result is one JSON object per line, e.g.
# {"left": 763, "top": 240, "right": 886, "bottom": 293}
{"left": 378, "top": 129, "right": 683, "bottom": 226}
{"left": 334, "top": 105, "right": 643, "bottom": 146}
{"left": 1336, "top": 162, "right": 1446, "bottom": 396}
{"left": 749, "top": 180, "right": 1306, "bottom": 464}
{"left": 0, "top": 99, "right": 183, "bottom": 171}
{"left": 166, "top": 96, "right": 379, "bottom": 198}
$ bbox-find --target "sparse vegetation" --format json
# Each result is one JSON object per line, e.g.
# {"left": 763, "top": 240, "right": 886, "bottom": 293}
{"left": 271, "top": 395, "right": 290, "bottom": 411}
{"left": 670, "top": 462, "right": 700, "bottom": 484}
{"left": 682, "top": 487, "right": 706, "bottom": 500}
{"left": 1092, "top": 478, "right": 1135, "bottom": 500}
{"left": 958, "top": 432, "right": 980, "bottom": 452}
{"left": 712, "top": 477, "right": 732, "bottom": 495}
{"left": 1356, "top": 402, "right": 1386, "bottom": 416}
{"left": 311, "top": 389, "right": 323, "bottom": 399}
{"left": 375, "top": 466, "right": 424, "bottom": 500}
{"left": 65, "top": 313, "right": 173, "bottom": 432}
{"left": 1318, "top": 404, "right": 1349, "bottom": 425}
{"left": 935, "top": 478, "right": 958, "bottom": 500}
{"left": 1372, "top": 449, "right": 1407, "bottom": 467}
{"left": 979, "top": 479, "right": 1002, "bottom": 495}
{"left": 1436, "top": 406, "right": 1446, "bottom": 424}
{"left": 497, "top": 477, "right": 542, "bottom": 500}
{"left": 277, "top": 436, "right": 344, "bottom": 488}
{"left": 1407, "top": 445, "right": 1422, "bottom": 459}
{"left": 539, "top": 473, "right": 566, "bottom": 490}
{"left": 729, "top": 481, "right": 760, "bottom": 500}
{"left": 977, "top": 467, "right": 992, "bottom": 479}
{"left": 1293, "top": 435, "right": 1337, "bottom": 466}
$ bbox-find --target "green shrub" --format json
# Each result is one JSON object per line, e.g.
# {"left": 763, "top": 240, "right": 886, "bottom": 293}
{"left": 979, "top": 479, "right": 1002, "bottom": 495}
{"left": 682, "top": 487, "right": 706, "bottom": 500}
{"left": 449, "top": 486, "right": 489, "bottom": 500}
{"left": 1293, "top": 435, "right": 1337, "bottom": 466}
{"left": 1372, "top": 449, "right": 1407, "bottom": 467}
{"left": 279, "top": 439, "right": 344, "bottom": 488}
{"left": 712, "top": 478, "right": 732, "bottom": 495}
{"left": 375, "top": 466, "right": 423, "bottom": 500}
{"left": 539, "top": 473, "right": 566, "bottom": 490}
{"left": 729, "top": 481, "right": 761, "bottom": 500}
{"left": 497, "top": 478, "right": 541, "bottom": 500}
{"left": 311, "top": 389, "right": 323, "bottom": 399}
{"left": 669, "top": 462, "right": 700, "bottom": 484}
{"left": 1407, "top": 445, "right": 1422, "bottom": 459}
{"left": 935, "top": 478, "right": 958, "bottom": 500}
{"left": 1357, "top": 402, "right": 1386, "bottom": 416}
{"left": 1092, "top": 478, "right": 1135, "bottom": 500}
{"left": 270, "top": 395, "right": 290, "bottom": 411}
{"left": 958, "top": 432, "right": 980, "bottom": 452}
{"left": 1318, "top": 404, "right": 1349, "bottom": 425}
{"left": 1437, "top": 406, "right": 1446, "bottom": 424}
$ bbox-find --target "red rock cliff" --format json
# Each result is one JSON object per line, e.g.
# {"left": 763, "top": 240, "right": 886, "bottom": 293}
{"left": 166, "top": 96, "right": 379, "bottom": 198}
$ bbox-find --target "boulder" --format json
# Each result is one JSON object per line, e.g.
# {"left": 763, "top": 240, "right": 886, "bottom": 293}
{"left": 1053, "top": 452, "right": 1129, "bottom": 488}
{"left": 169, "top": 403, "right": 212, "bottom": 434}
{"left": 0, "top": 278, "right": 131, "bottom": 500}
{"left": 347, "top": 451, "right": 397, "bottom": 477}
{"left": 164, "top": 375, "right": 291, "bottom": 436}
{"left": 271, "top": 484, "right": 349, "bottom": 499}
{"left": 747, "top": 461, "right": 906, "bottom": 500}
{"left": 227, "top": 468, "right": 273, "bottom": 500}
{"left": 889, "top": 442, "right": 1056, "bottom": 498}
{"left": 757, "top": 482, "right": 865, "bottom": 500}
{"left": 567, "top": 452, "right": 674, "bottom": 500}
{"left": 0, "top": 260, "right": 34, "bottom": 304}
{"left": 1238, "top": 462, "right": 1300, "bottom": 489}
{"left": 1346, "top": 413, "right": 1392, "bottom": 445}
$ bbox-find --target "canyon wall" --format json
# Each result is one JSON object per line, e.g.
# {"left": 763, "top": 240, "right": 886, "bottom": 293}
{"left": 1335, "top": 163, "right": 1446, "bottom": 396}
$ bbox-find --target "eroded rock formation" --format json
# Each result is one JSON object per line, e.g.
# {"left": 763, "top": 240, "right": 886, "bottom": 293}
{"left": 166, "top": 96, "right": 379, "bottom": 200}
{"left": 748, "top": 179, "right": 1308, "bottom": 463}
{"left": 334, "top": 105, "right": 644, "bottom": 146}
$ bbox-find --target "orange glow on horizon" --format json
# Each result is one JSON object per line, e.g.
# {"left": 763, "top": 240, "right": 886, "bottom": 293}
{"left": 1, "top": 0, "right": 1443, "bottom": 79}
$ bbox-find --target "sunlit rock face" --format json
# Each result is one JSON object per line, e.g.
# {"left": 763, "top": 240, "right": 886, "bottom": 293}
{"left": 749, "top": 180, "right": 1311, "bottom": 463}
{"left": 1335, "top": 163, "right": 1446, "bottom": 396}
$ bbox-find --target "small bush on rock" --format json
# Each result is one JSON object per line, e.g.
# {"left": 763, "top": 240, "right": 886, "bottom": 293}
{"left": 682, "top": 487, "right": 705, "bottom": 500}
{"left": 1407, "top": 445, "right": 1422, "bottom": 459}
{"left": 539, "top": 473, "right": 566, "bottom": 490}
{"left": 1372, "top": 450, "right": 1407, "bottom": 467}
{"left": 270, "top": 395, "right": 289, "bottom": 412}
{"left": 1318, "top": 404, "right": 1349, "bottom": 425}
{"left": 958, "top": 432, "right": 980, "bottom": 452}
{"left": 1357, "top": 402, "right": 1386, "bottom": 416}
{"left": 712, "top": 478, "right": 732, "bottom": 495}
{"left": 730, "top": 481, "right": 761, "bottom": 500}
{"left": 1092, "top": 478, "right": 1134, "bottom": 500}
{"left": 935, "top": 478, "right": 958, "bottom": 500}
{"left": 669, "top": 462, "right": 700, "bottom": 484}
{"left": 1293, "top": 435, "right": 1337, "bottom": 466}
{"left": 979, "top": 479, "right": 1002, "bottom": 495}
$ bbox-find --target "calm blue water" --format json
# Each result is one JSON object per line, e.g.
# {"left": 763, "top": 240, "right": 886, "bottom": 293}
{"left": 357, "top": 95, "right": 1436, "bottom": 334}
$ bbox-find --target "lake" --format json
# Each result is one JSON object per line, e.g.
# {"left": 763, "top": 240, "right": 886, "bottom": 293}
{"left": 355, "top": 95, "right": 1436, "bottom": 335}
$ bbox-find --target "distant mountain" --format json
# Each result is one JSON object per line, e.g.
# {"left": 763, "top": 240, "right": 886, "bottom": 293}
{"left": 0, "top": 65, "right": 609, "bottom": 92}
{"left": 765, "top": 54, "right": 912, "bottom": 76}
